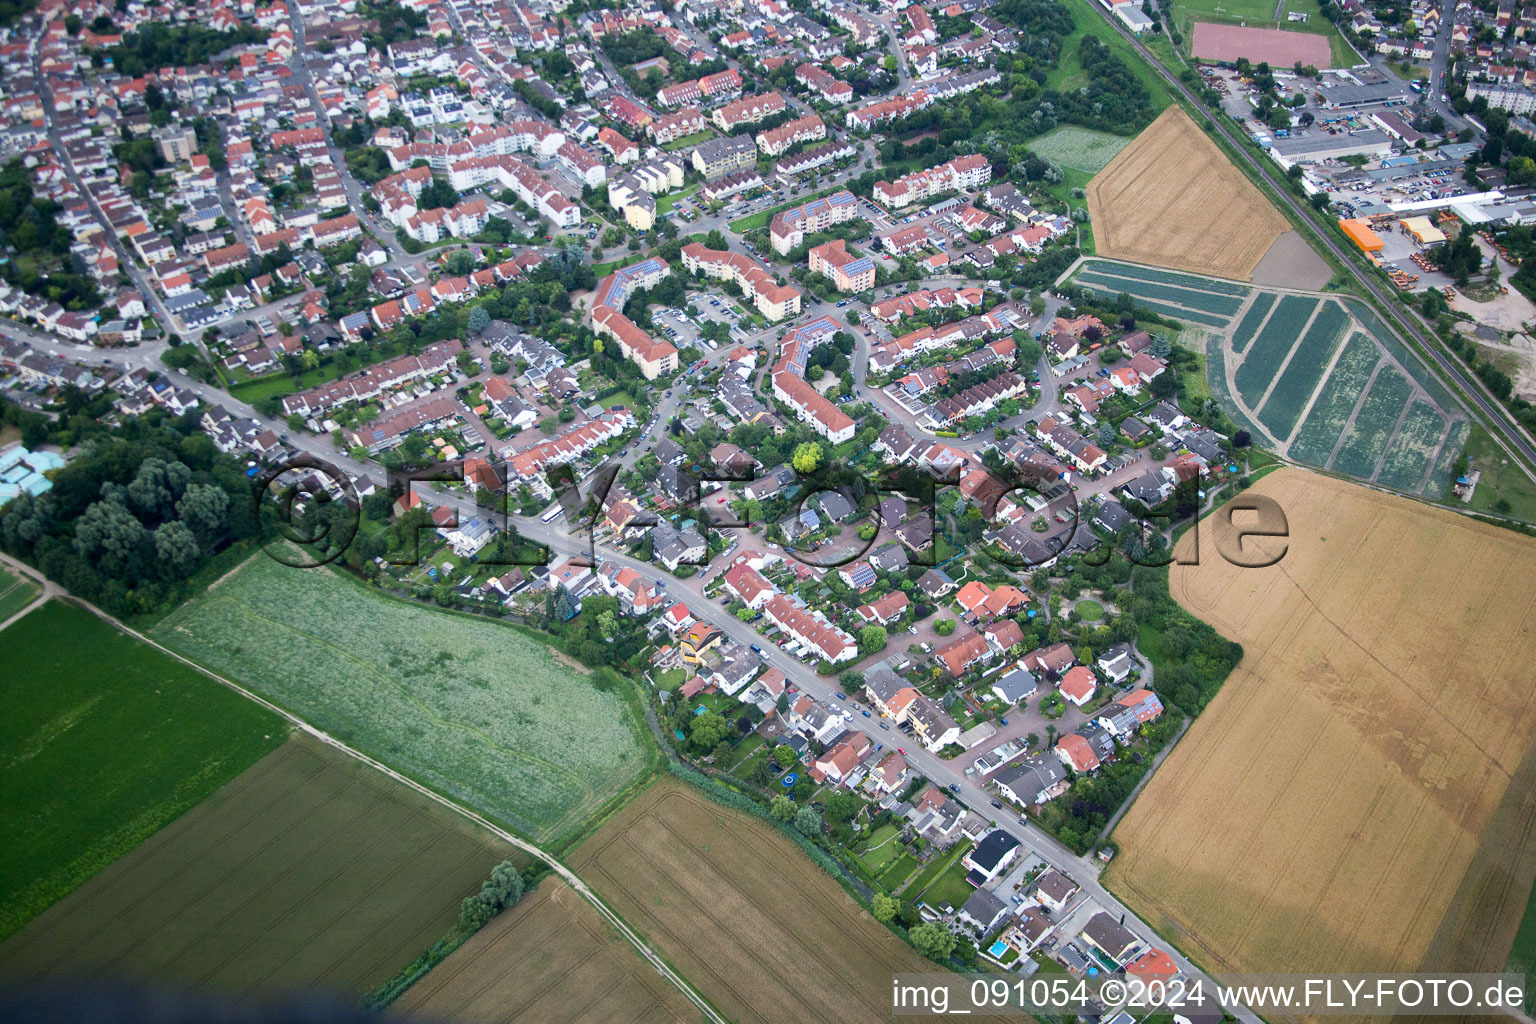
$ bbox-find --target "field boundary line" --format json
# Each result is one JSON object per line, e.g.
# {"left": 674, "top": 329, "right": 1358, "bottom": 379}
{"left": 0, "top": 552, "right": 726, "bottom": 1024}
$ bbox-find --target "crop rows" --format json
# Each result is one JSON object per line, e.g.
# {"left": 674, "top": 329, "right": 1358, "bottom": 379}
{"left": 1076, "top": 287, "right": 1232, "bottom": 327}
{"left": 1376, "top": 400, "right": 1450, "bottom": 493}
{"left": 1230, "top": 293, "right": 1276, "bottom": 353}
{"left": 1288, "top": 333, "right": 1380, "bottom": 466}
{"left": 1330, "top": 365, "right": 1413, "bottom": 478}
{"left": 1255, "top": 301, "right": 1350, "bottom": 442}
{"left": 1233, "top": 295, "right": 1320, "bottom": 407}
{"left": 1075, "top": 272, "right": 1246, "bottom": 317}
{"left": 1080, "top": 260, "right": 1250, "bottom": 296}
{"left": 1344, "top": 298, "right": 1460, "bottom": 410}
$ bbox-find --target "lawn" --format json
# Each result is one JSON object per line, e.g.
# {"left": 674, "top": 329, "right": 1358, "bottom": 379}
{"left": 917, "top": 854, "right": 977, "bottom": 911}
{"left": 728, "top": 187, "right": 843, "bottom": 234}
{"left": 150, "top": 555, "right": 654, "bottom": 844}
{"left": 880, "top": 852, "right": 921, "bottom": 891}
{"left": 1027, "top": 126, "right": 1131, "bottom": 174}
{"left": 228, "top": 363, "right": 345, "bottom": 404}
{"left": 661, "top": 130, "right": 715, "bottom": 152}
{"left": 0, "top": 735, "right": 513, "bottom": 999}
{"left": 724, "top": 732, "right": 766, "bottom": 770}
{"left": 0, "top": 602, "right": 285, "bottom": 941}
{"left": 906, "top": 840, "right": 972, "bottom": 905}
{"left": 1074, "top": 599, "right": 1105, "bottom": 620}
{"left": 598, "top": 390, "right": 636, "bottom": 410}
{"left": 0, "top": 565, "right": 40, "bottom": 623}
{"left": 655, "top": 667, "right": 686, "bottom": 688}
{"left": 855, "top": 824, "right": 902, "bottom": 874}
{"left": 1458, "top": 423, "right": 1536, "bottom": 522}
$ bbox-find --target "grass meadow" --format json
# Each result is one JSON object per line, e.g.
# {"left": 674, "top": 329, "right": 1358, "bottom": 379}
{"left": 150, "top": 555, "right": 653, "bottom": 843}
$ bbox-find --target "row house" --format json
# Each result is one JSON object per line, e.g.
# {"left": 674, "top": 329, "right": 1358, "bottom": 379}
{"left": 503, "top": 408, "right": 637, "bottom": 483}
{"left": 681, "top": 243, "right": 802, "bottom": 320}
{"left": 873, "top": 153, "right": 992, "bottom": 210}
{"left": 756, "top": 113, "right": 826, "bottom": 156}
{"left": 808, "top": 238, "right": 875, "bottom": 293}
{"left": 590, "top": 257, "right": 679, "bottom": 379}
{"left": 713, "top": 91, "right": 787, "bottom": 132}
{"left": 775, "top": 140, "right": 857, "bottom": 181}
{"left": 771, "top": 331, "right": 855, "bottom": 443}
{"left": 768, "top": 188, "right": 861, "bottom": 253}
{"left": 795, "top": 62, "right": 854, "bottom": 103}
{"left": 282, "top": 339, "right": 464, "bottom": 417}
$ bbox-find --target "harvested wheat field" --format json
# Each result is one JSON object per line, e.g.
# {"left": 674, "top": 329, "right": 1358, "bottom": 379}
{"left": 568, "top": 778, "right": 1007, "bottom": 1024}
{"left": 394, "top": 877, "right": 697, "bottom": 1024}
{"left": 1109, "top": 468, "right": 1536, "bottom": 993}
{"left": 1088, "top": 107, "right": 1288, "bottom": 280}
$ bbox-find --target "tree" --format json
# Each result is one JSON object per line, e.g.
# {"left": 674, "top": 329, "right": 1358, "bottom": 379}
{"left": 689, "top": 709, "right": 731, "bottom": 750}
{"left": 934, "top": 618, "right": 956, "bottom": 636}
{"left": 872, "top": 893, "right": 900, "bottom": 922}
{"left": 792, "top": 442, "right": 823, "bottom": 474}
{"left": 773, "top": 744, "right": 798, "bottom": 768}
{"left": 859, "top": 624, "right": 888, "bottom": 652}
{"left": 908, "top": 921, "right": 957, "bottom": 961}
{"left": 467, "top": 306, "right": 492, "bottom": 334}
{"left": 770, "top": 794, "right": 797, "bottom": 821}
{"left": 839, "top": 669, "right": 866, "bottom": 691}
{"left": 443, "top": 249, "right": 478, "bottom": 275}
{"left": 154, "top": 520, "right": 200, "bottom": 575}
{"left": 794, "top": 806, "right": 823, "bottom": 835}
{"left": 176, "top": 482, "right": 229, "bottom": 544}
{"left": 751, "top": 759, "right": 775, "bottom": 786}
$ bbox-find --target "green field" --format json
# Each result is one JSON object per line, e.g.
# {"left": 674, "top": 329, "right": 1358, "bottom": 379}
{"left": 151, "top": 555, "right": 653, "bottom": 843}
{"left": 0, "top": 602, "right": 285, "bottom": 941}
{"left": 1330, "top": 364, "right": 1412, "bottom": 478}
{"left": 0, "top": 565, "right": 40, "bottom": 623}
{"left": 1287, "top": 333, "right": 1380, "bottom": 466}
{"left": 1230, "top": 292, "right": 1276, "bottom": 353}
{"left": 1077, "top": 272, "right": 1245, "bottom": 318}
{"left": 856, "top": 824, "right": 903, "bottom": 874}
{"left": 1050, "top": 0, "right": 1174, "bottom": 110}
{"left": 1254, "top": 300, "right": 1349, "bottom": 441}
{"left": 0, "top": 734, "right": 512, "bottom": 998}
{"left": 1074, "top": 599, "right": 1105, "bottom": 620}
{"left": 1375, "top": 400, "right": 1450, "bottom": 492}
{"left": 1234, "top": 295, "right": 1321, "bottom": 407}
{"left": 1027, "top": 126, "right": 1132, "bottom": 174}
{"left": 1078, "top": 260, "right": 1250, "bottom": 296}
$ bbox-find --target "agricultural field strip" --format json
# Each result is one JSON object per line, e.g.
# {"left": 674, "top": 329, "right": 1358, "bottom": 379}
{"left": 580, "top": 815, "right": 892, "bottom": 1022}
{"left": 1377, "top": 401, "right": 1452, "bottom": 494}
{"left": 1075, "top": 272, "right": 1245, "bottom": 317}
{"left": 33, "top": 591, "right": 724, "bottom": 1024}
{"left": 1254, "top": 301, "right": 1350, "bottom": 442}
{"left": 1429, "top": 420, "right": 1472, "bottom": 495}
{"left": 1230, "top": 292, "right": 1278, "bottom": 353}
{"left": 1080, "top": 259, "right": 1251, "bottom": 295}
{"left": 1232, "top": 295, "right": 1324, "bottom": 410}
{"left": 162, "top": 589, "right": 602, "bottom": 834}
{"left": 1075, "top": 287, "right": 1232, "bottom": 327}
{"left": 0, "top": 737, "right": 507, "bottom": 997}
{"left": 1329, "top": 364, "right": 1414, "bottom": 479}
{"left": 397, "top": 880, "right": 693, "bottom": 1024}
{"left": 1026, "top": 127, "right": 1132, "bottom": 174}
{"left": 1284, "top": 332, "right": 1381, "bottom": 466}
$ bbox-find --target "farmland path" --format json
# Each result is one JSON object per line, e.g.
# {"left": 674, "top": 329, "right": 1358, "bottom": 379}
{"left": 0, "top": 557, "right": 59, "bottom": 633}
{"left": 0, "top": 552, "right": 728, "bottom": 1024}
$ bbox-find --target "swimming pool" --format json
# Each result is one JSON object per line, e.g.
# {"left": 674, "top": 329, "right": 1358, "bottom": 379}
{"left": 988, "top": 939, "right": 1010, "bottom": 958}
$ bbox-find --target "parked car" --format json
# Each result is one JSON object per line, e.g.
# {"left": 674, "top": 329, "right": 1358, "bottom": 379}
{"left": 990, "top": 799, "right": 1003, "bottom": 809}
{"left": 749, "top": 643, "right": 763, "bottom": 654}
{"left": 835, "top": 692, "right": 847, "bottom": 700}
{"left": 861, "top": 710, "right": 871, "bottom": 717}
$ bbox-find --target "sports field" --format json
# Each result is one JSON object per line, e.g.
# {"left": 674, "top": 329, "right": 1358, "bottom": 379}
{"left": 395, "top": 877, "right": 698, "bottom": 1024}
{"left": 151, "top": 555, "right": 652, "bottom": 843}
{"left": 568, "top": 778, "right": 1009, "bottom": 1024}
{"left": 1109, "top": 469, "right": 1536, "bottom": 988}
{"left": 1027, "top": 126, "right": 1132, "bottom": 174}
{"left": 0, "top": 565, "right": 39, "bottom": 623}
{"left": 0, "top": 735, "right": 512, "bottom": 998}
{"left": 0, "top": 601, "right": 284, "bottom": 941}
{"left": 1087, "top": 108, "right": 1288, "bottom": 280}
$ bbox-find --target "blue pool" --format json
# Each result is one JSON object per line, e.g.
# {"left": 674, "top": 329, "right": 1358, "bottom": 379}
{"left": 988, "top": 940, "right": 1010, "bottom": 957}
